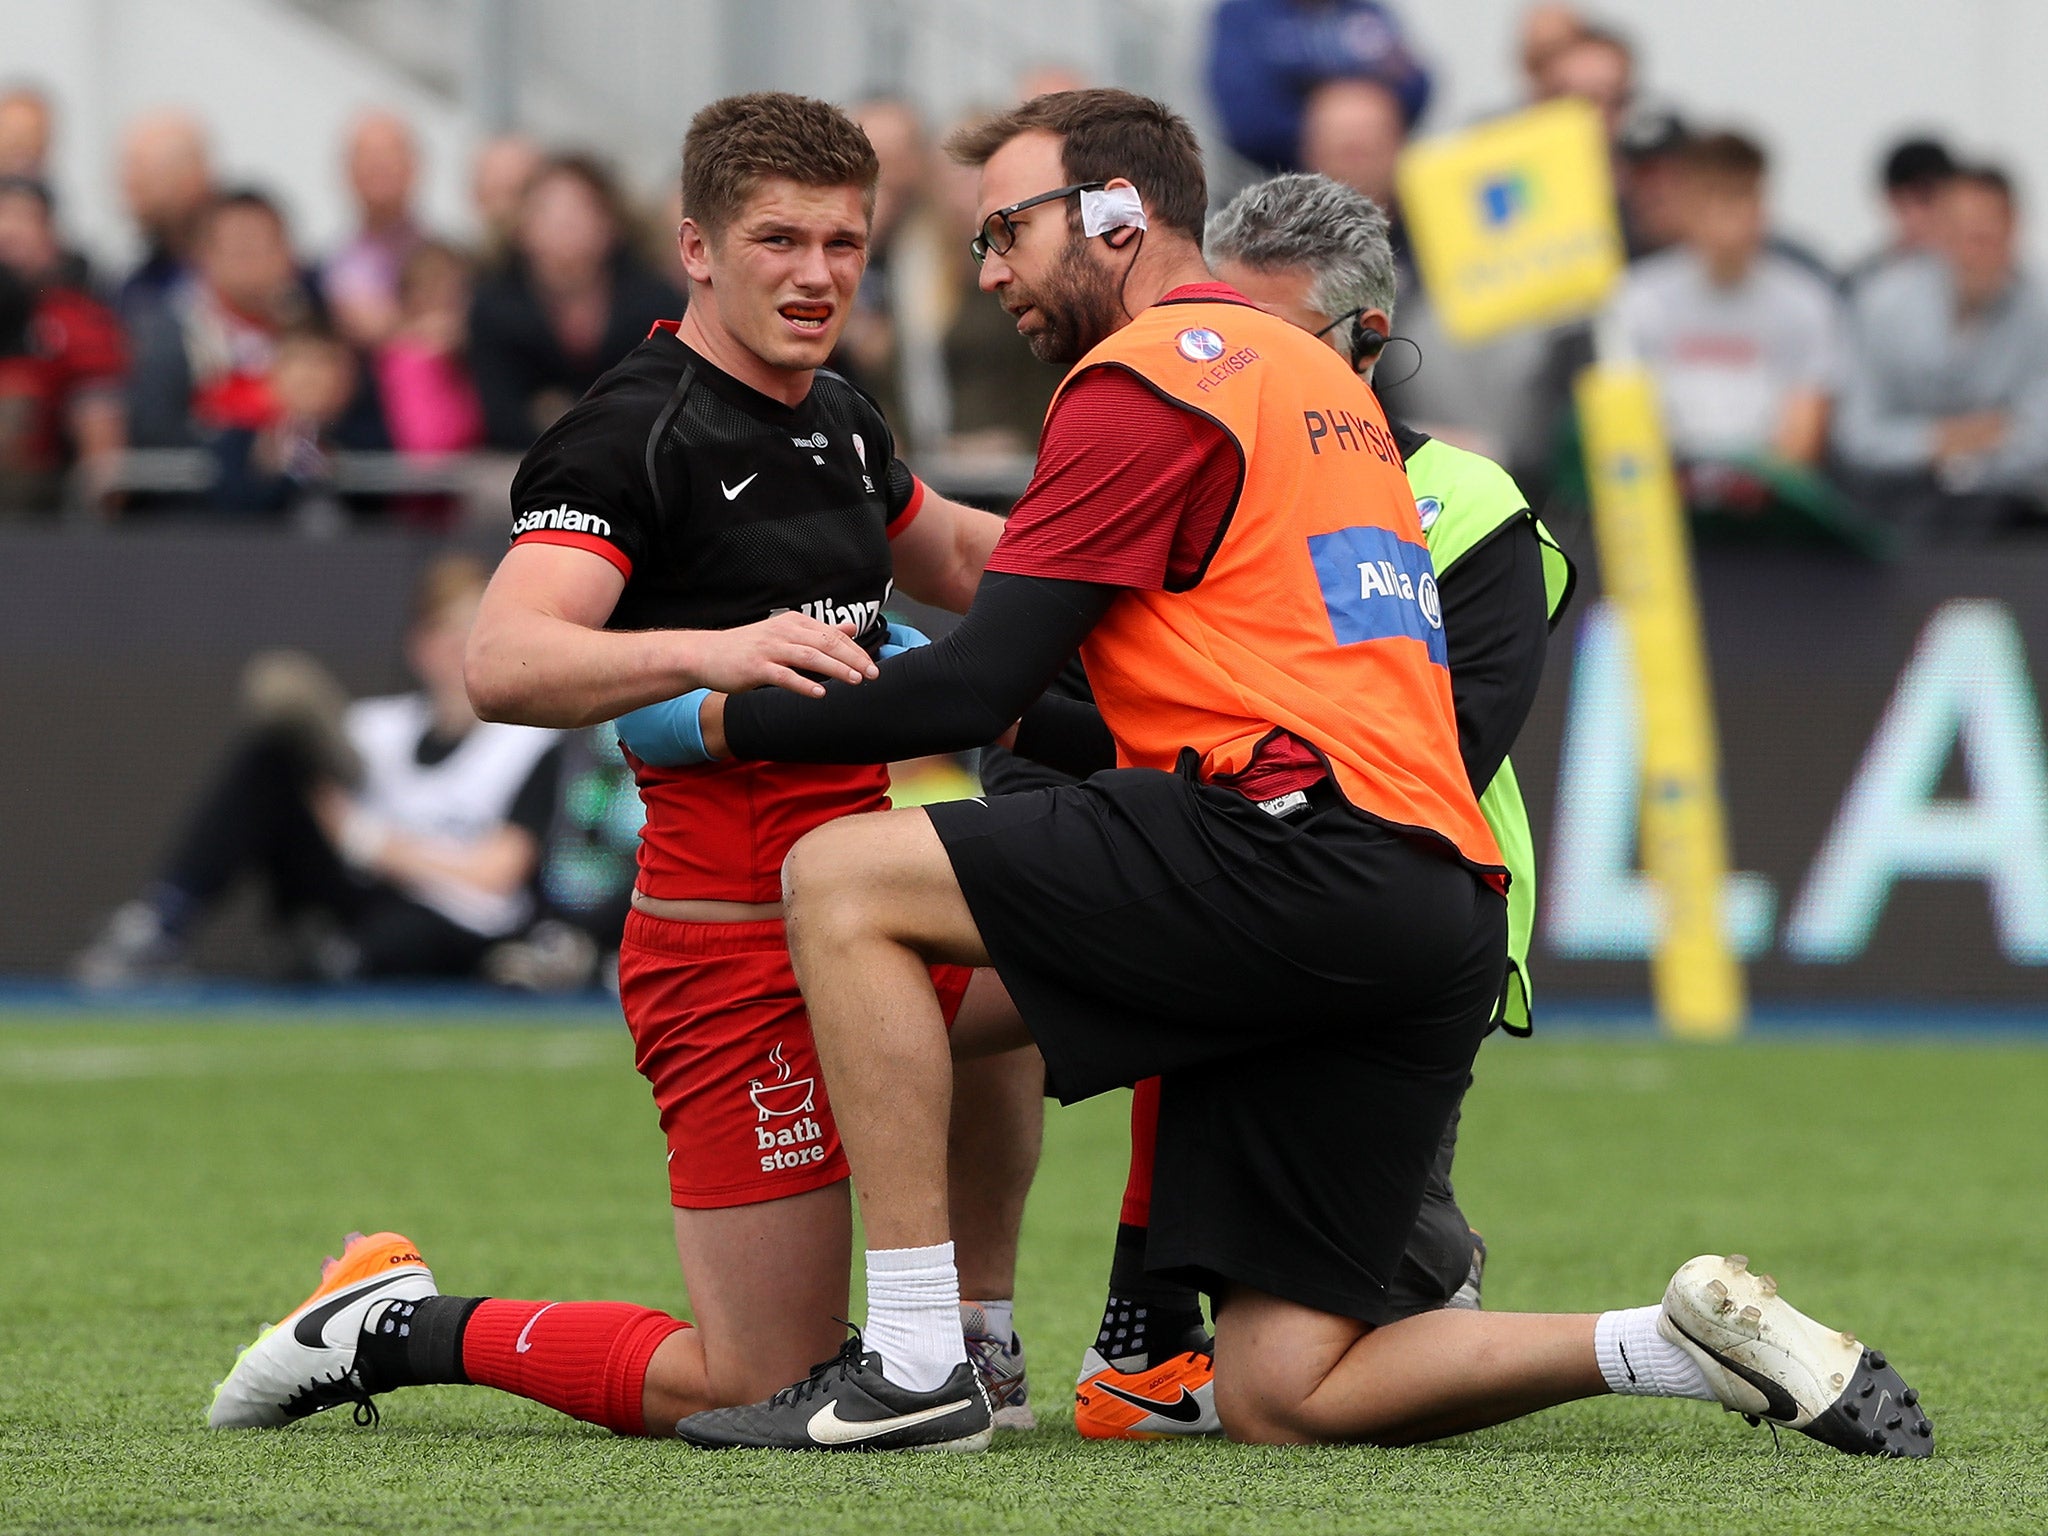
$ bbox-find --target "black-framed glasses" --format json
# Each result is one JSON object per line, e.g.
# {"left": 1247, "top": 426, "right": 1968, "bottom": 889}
{"left": 970, "top": 181, "right": 1106, "bottom": 265}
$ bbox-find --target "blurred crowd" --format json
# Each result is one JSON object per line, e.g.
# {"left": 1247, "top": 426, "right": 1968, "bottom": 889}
{"left": 0, "top": 76, "right": 1067, "bottom": 527}
{"left": 0, "top": 94, "right": 698, "bottom": 524}
{"left": 7, "top": 3, "right": 2045, "bottom": 547}
{"left": 1208, "top": 0, "right": 2048, "bottom": 549}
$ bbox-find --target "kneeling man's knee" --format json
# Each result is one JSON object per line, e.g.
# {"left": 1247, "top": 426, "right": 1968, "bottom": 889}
{"left": 1214, "top": 1367, "right": 1317, "bottom": 1446}
{"left": 780, "top": 821, "right": 867, "bottom": 912}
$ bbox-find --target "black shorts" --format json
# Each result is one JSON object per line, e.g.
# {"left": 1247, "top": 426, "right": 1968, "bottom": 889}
{"left": 926, "top": 764, "right": 1505, "bottom": 1326}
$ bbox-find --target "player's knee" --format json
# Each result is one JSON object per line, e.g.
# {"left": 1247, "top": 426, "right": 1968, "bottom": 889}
{"left": 781, "top": 823, "right": 864, "bottom": 910}
{"left": 1213, "top": 1369, "right": 1315, "bottom": 1445}
{"left": 781, "top": 824, "right": 885, "bottom": 954}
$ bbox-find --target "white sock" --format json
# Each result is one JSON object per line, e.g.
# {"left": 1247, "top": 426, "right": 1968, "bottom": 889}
{"left": 963, "top": 1297, "right": 1014, "bottom": 1343}
{"left": 1594, "top": 1305, "right": 1715, "bottom": 1400}
{"left": 864, "top": 1242, "right": 967, "bottom": 1392}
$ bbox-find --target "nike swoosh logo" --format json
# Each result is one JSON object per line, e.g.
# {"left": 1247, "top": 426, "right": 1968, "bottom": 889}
{"left": 292, "top": 1272, "right": 416, "bottom": 1348}
{"left": 721, "top": 474, "right": 759, "bottom": 501}
{"left": 516, "top": 1303, "right": 559, "bottom": 1354}
{"left": 1667, "top": 1317, "right": 1801, "bottom": 1422}
{"left": 1092, "top": 1381, "right": 1207, "bottom": 1423}
{"left": 806, "top": 1396, "right": 975, "bottom": 1446}
{"left": 1618, "top": 1340, "right": 1638, "bottom": 1384}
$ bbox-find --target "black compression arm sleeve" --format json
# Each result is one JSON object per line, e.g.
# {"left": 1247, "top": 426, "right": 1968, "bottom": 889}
{"left": 1012, "top": 692, "right": 1116, "bottom": 779}
{"left": 1440, "top": 517, "right": 1551, "bottom": 791}
{"left": 722, "top": 572, "right": 1120, "bottom": 765}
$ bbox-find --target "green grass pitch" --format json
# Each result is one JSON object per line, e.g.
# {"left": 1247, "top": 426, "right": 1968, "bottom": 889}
{"left": 2, "top": 1012, "right": 2044, "bottom": 1534}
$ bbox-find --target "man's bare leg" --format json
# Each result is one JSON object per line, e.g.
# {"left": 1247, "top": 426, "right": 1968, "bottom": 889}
{"left": 1212, "top": 1287, "right": 1606, "bottom": 1445}
{"left": 781, "top": 807, "right": 987, "bottom": 1251}
{"left": 638, "top": 1181, "right": 856, "bottom": 1431}
{"left": 949, "top": 973, "right": 1043, "bottom": 1302}
{"left": 645, "top": 976, "right": 1043, "bottom": 1430}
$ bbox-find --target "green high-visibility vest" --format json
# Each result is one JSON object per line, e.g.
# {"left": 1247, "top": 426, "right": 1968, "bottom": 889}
{"left": 1399, "top": 430, "right": 1575, "bottom": 1034}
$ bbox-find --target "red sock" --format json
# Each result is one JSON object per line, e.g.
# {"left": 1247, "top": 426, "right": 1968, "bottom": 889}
{"left": 1119, "top": 1076, "right": 1161, "bottom": 1227}
{"left": 460, "top": 1300, "right": 691, "bottom": 1436}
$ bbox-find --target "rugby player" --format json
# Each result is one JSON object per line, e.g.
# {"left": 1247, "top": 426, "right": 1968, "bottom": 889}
{"left": 656, "top": 89, "right": 1931, "bottom": 1457}
{"left": 1070, "top": 172, "right": 1577, "bottom": 1438}
{"left": 205, "top": 93, "right": 1045, "bottom": 1438}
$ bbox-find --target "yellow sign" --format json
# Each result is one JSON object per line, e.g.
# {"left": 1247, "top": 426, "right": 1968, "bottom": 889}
{"left": 1398, "top": 99, "right": 1624, "bottom": 344}
{"left": 1576, "top": 363, "right": 1746, "bottom": 1038}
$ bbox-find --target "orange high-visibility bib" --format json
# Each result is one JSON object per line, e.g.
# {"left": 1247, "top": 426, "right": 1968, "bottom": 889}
{"left": 1060, "top": 296, "right": 1504, "bottom": 876}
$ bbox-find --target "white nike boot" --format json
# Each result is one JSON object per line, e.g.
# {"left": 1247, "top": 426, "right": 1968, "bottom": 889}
{"left": 208, "top": 1232, "right": 436, "bottom": 1429}
{"left": 1659, "top": 1254, "right": 1933, "bottom": 1457}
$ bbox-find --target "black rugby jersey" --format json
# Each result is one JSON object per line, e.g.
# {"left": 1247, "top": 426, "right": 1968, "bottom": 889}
{"left": 503, "top": 321, "right": 927, "bottom": 904}
{"left": 508, "top": 322, "right": 923, "bottom": 646}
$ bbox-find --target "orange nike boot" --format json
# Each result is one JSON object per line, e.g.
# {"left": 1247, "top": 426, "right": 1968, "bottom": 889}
{"left": 1074, "top": 1334, "right": 1219, "bottom": 1439}
{"left": 208, "top": 1231, "right": 436, "bottom": 1428}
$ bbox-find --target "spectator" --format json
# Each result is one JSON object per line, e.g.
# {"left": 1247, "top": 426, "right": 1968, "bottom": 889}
{"left": 126, "top": 188, "right": 317, "bottom": 449}
{"left": 484, "top": 721, "right": 643, "bottom": 992}
{"left": 1517, "top": 4, "right": 1587, "bottom": 100}
{"left": 322, "top": 110, "right": 427, "bottom": 350}
{"left": 0, "top": 177, "right": 126, "bottom": 513}
{"left": 469, "top": 133, "right": 542, "bottom": 266}
{"left": 1208, "top": 0, "right": 1431, "bottom": 173}
{"left": 0, "top": 86, "right": 92, "bottom": 290}
{"left": 1531, "top": 25, "right": 1697, "bottom": 266}
{"left": 932, "top": 109, "right": 1057, "bottom": 458}
{"left": 210, "top": 321, "right": 360, "bottom": 521}
{"left": 1836, "top": 166, "right": 2048, "bottom": 533}
{"left": 1613, "top": 107, "right": 1691, "bottom": 259}
{"left": 0, "top": 83, "right": 52, "bottom": 179}
{"left": 640, "top": 179, "right": 690, "bottom": 295}
{"left": 1299, "top": 75, "right": 1405, "bottom": 213}
{"left": 1537, "top": 23, "right": 1632, "bottom": 140}
{"left": 1612, "top": 133, "right": 1840, "bottom": 472}
{"left": 73, "top": 555, "right": 564, "bottom": 988}
{"left": 467, "top": 153, "right": 678, "bottom": 452}
{"left": 116, "top": 108, "right": 216, "bottom": 323}
{"left": 839, "top": 96, "right": 950, "bottom": 447}
{"left": 1846, "top": 136, "right": 1956, "bottom": 292}
{"left": 1380, "top": 16, "right": 1642, "bottom": 486}
{"left": 376, "top": 240, "right": 483, "bottom": 456}
{"left": 0, "top": 260, "right": 40, "bottom": 507}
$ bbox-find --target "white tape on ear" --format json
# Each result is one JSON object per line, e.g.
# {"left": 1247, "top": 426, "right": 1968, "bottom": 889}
{"left": 1080, "top": 185, "right": 1148, "bottom": 238}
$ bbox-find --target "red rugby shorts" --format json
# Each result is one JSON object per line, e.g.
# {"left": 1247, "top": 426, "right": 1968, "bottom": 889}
{"left": 618, "top": 910, "right": 973, "bottom": 1208}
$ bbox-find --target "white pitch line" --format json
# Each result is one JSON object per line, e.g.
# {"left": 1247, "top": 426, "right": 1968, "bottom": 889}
{"left": 0, "top": 1031, "right": 620, "bottom": 1084}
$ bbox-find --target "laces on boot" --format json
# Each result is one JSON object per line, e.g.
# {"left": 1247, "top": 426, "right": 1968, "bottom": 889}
{"left": 281, "top": 1367, "right": 381, "bottom": 1427}
{"left": 766, "top": 1333, "right": 867, "bottom": 1408}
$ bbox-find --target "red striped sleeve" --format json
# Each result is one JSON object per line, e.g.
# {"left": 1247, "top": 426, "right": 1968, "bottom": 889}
{"left": 885, "top": 475, "right": 929, "bottom": 540}
{"left": 511, "top": 529, "right": 634, "bottom": 579}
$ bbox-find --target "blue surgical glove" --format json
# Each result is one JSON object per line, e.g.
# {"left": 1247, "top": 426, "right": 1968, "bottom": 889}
{"left": 613, "top": 688, "right": 713, "bottom": 767}
{"left": 879, "top": 619, "right": 931, "bottom": 660}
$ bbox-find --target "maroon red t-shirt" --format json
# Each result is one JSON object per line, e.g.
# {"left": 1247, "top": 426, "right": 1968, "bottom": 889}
{"left": 3, "top": 287, "right": 126, "bottom": 473}
{"left": 986, "top": 283, "right": 1326, "bottom": 801}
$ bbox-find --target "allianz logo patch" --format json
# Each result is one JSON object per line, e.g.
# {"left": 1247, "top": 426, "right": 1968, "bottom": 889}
{"left": 1307, "top": 524, "right": 1447, "bottom": 666}
{"left": 772, "top": 595, "right": 884, "bottom": 633}
{"left": 511, "top": 502, "right": 612, "bottom": 538}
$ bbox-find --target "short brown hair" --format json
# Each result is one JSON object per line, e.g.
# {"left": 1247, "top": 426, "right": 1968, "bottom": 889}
{"left": 681, "top": 92, "right": 880, "bottom": 236}
{"left": 1678, "top": 131, "right": 1767, "bottom": 185}
{"left": 944, "top": 88, "right": 1207, "bottom": 241}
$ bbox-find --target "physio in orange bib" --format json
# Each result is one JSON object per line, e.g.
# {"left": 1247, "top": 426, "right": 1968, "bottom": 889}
{"left": 665, "top": 89, "right": 1934, "bottom": 1460}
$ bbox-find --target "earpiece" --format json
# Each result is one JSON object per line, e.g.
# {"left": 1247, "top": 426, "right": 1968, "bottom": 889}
{"left": 1350, "top": 325, "right": 1389, "bottom": 371}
